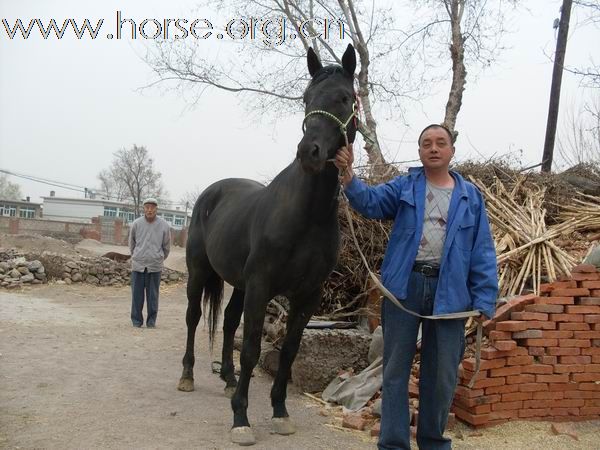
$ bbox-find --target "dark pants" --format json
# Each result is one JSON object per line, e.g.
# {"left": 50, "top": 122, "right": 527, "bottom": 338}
{"left": 378, "top": 271, "right": 466, "bottom": 450}
{"left": 131, "top": 269, "right": 161, "bottom": 327}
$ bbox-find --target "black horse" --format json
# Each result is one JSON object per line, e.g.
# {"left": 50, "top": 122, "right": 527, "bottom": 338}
{"left": 178, "top": 44, "right": 357, "bottom": 446}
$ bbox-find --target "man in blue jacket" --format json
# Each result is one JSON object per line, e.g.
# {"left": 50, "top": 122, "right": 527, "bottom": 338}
{"left": 334, "top": 124, "right": 498, "bottom": 450}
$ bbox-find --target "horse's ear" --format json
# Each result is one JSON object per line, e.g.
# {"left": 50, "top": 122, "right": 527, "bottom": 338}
{"left": 307, "top": 47, "right": 322, "bottom": 77}
{"left": 341, "top": 44, "right": 356, "bottom": 77}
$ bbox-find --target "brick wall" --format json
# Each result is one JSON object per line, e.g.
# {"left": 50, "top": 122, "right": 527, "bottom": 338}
{"left": 453, "top": 264, "right": 600, "bottom": 427}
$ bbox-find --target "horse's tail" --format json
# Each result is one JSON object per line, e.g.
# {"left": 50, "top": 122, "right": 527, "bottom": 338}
{"left": 202, "top": 271, "right": 224, "bottom": 351}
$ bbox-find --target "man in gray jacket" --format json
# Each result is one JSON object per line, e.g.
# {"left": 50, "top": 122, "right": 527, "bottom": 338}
{"left": 129, "top": 198, "right": 171, "bottom": 328}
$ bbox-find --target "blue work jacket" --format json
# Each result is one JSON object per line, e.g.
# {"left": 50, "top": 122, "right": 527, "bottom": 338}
{"left": 345, "top": 166, "right": 498, "bottom": 320}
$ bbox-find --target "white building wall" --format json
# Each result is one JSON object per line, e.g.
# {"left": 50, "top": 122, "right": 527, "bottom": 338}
{"left": 43, "top": 198, "right": 104, "bottom": 223}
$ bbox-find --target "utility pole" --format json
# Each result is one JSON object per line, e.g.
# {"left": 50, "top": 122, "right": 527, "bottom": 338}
{"left": 541, "top": 0, "right": 573, "bottom": 173}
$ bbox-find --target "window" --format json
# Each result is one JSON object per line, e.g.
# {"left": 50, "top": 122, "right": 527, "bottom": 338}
{"left": 0, "top": 204, "right": 17, "bottom": 217}
{"left": 163, "top": 213, "right": 174, "bottom": 224}
{"left": 103, "top": 207, "right": 117, "bottom": 217}
{"left": 174, "top": 216, "right": 185, "bottom": 227}
{"left": 19, "top": 207, "right": 36, "bottom": 219}
{"left": 118, "top": 210, "right": 135, "bottom": 223}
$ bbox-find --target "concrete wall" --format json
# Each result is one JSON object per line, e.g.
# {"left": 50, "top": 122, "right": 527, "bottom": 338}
{"left": 43, "top": 198, "right": 104, "bottom": 223}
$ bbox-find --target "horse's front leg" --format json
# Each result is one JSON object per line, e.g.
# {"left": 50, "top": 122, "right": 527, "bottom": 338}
{"left": 270, "top": 288, "right": 321, "bottom": 435}
{"left": 230, "top": 280, "right": 270, "bottom": 446}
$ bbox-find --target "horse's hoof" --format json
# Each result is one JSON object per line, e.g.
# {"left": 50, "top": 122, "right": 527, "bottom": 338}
{"left": 224, "top": 386, "right": 236, "bottom": 398}
{"left": 271, "top": 417, "right": 296, "bottom": 435}
{"left": 231, "top": 426, "right": 256, "bottom": 446}
{"left": 177, "top": 377, "right": 194, "bottom": 392}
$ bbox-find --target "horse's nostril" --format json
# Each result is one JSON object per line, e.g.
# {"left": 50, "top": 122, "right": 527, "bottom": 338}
{"left": 311, "top": 145, "right": 320, "bottom": 159}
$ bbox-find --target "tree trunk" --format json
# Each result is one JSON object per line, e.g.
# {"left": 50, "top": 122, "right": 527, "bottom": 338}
{"left": 443, "top": 0, "right": 467, "bottom": 138}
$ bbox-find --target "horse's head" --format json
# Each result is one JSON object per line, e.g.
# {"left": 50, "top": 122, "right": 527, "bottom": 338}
{"left": 297, "top": 44, "right": 357, "bottom": 174}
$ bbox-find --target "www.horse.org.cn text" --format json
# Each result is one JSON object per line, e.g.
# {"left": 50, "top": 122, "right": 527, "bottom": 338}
{"left": 1, "top": 11, "right": 349, "bottom": 46}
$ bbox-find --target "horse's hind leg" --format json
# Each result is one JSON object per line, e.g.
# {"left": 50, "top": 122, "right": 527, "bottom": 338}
{"left": 221, "top": 288, "right": 244, "bottom": 398}
{"left": 270, "top": 289, "right": 321, "bottom": 435}
{"left": 177, "top": 269, "right": 205, "bottom": 392}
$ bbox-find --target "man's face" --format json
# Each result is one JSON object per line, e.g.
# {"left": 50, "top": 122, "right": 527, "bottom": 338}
{"left": 418, "top": 127, "right": 454, "bottom": 170}
{"left": 144, "top": 203, "right": 157, "bottom": 221}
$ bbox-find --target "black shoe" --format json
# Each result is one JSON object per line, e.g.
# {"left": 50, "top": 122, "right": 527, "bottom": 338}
{"left": 146, "top": 324, "right": 156, "bottom": 328}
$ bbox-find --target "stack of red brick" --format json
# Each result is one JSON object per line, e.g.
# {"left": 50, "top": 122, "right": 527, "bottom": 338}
{"left": 452, "top": 264, "right": 600, "bottom": 427}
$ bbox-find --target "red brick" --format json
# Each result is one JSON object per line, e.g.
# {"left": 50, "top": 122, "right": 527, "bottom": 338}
{"left": 480, "top": 347, "right": 527, "bottom": 360}
{"left": 578, "top": 297, "right": 600, "bottom": 306}
{"left": 496, "top": 321, "right": 528, "bottom": 332}
{"left": 454, "top": 394, "right": 501, "bottom": 408}
{"left": 485, "top": 384, "right": 519, "bottom": 395}
{"left": 572, "top": 273, "right": 600, "bottom": 281}
{"left": 521, "top": 364, "right": 554, "bottom": 374}
{"left": 585, "top": 399, "right": 600, "bottom": 406}
{"left": 485, "top": 295, "right": 537, "bottom": 333}
{"left": 553, "top": 364, "right": 585, "bottom": 373}
{"left": 513, "top": 330, "right": 543, "bottom": 339}
{"left": 489, "top": 330, "right": 512, "bottom": 341}
{"left": 519, "top": 383, "right": 548, "bottom": 392}
{"left": 462, "top": 357, "right": 506, "bottom": 371}
{"left": 523, "top": 338, "right": 558, "bottom": 347}
{"left": 342, "top": 413, "right": 368, "bottom": 430}
{"left": 595, "top": 323, "right": 600, "bottom": 331}
{"left": 572, "top": 264, "right": 597, "bottom": 273}
{"left": 540, "top": 330, "right": 574, "bottom": 339}
{"left": 370, "top": 422, "right": 380, "bottom": 437}
{"left": 525, "top": 304, "right": 565, "bottom": 314}
{"left": 592, "top": 290, "right": 600, "bottom": 296}
{"left": 582, "top": 347, "right": 600, "bottom": 355}
{"left": 540, "top": 355, "right": 558, "bottom": 364}
{"left": 502, "top": 392, "right": 532, "bottom": 402}
{"left": 507, "top": 374, "right": 535, "bottom": 384}
{"left": 559, "top": 355, "right": 592, "bottom": 364}
{"left": 491, "top": 401, "right": 523, "bottom": 411}
{"left": 490, "top": 366, "right": 522, "bottom": 377}
{"left": 534, "top": 296, "right": 574, "bottom": 305}
{"left": 458, "top": 367, "right": 489, "bottom": 382}
{"left": 559, "top": 339, "right": 591, "bottom": 348}
{"left": 548, "top": 382, "right": 579, "bottom": 391}
{"left": 536, "top": 374, "right": 569, "bottom": 383}
{"left": 523, "top": 399, "right": 553, "bottom": 409}
{"left": 572, "top": 373, "right": 600, "bottom": 382}
{"left": 506, "top": 355, "right": 534, "bottom": 366}
{"left": 594, "top": 355, "right": 600, "bottom": 363}
{"left": 454, "top": 385, "right": 484, "bottom": 398}
{"left": 565, "top": 390, "right": 600, "bottom": 399}
{"left": 453, "top": 406, "right": 489, "bottom": 426}
{"left": 511, "top": 311, "right": 548, "bottom": 321}
{"left": 542, "top": 281, "right": 577, "bottom": 291}
{"left": 489, "top": 410, "right": 519, "bottom": 421}
{"left": 549, "top": 314, "right": 584, "bottom": 322}
{"left": 580, "top": 281, "right": 600, "bottom": 289}
{"left": 518, "top": 408, "right": 548, "bottom": 418}
{"left": 532, "top": 390, "right": 564, "bottom": 400}
{"left": 584, "top": 315, "right": 600, "bottom": 324}
{"left": 566, "top": 305, "right": 600, "bottom": 314}
{"left": 470, "top": 377, "right": 506, "bottom": 390}
{"left": 528, "top": 347, "right": 546, "bottom": 356}
{"left": 551, "top": 288, "right": 590, "bottom": 297}
{"left": 493, "top": 340, "right": 517, "bottom": 351}
{"left": 585, "top": 364, "right": 600, "bottom": 373}
{"left": 574, "top": 331, "right": 600, "bottom": 339}
{"left": 580, "top": 407, "right": 600, "bottom": 415}
{"left": 558, "top": 322, "right": 590, "bottom": 331}
{"left": 469, "top": 404, "right": 492, "bottom": 415}
{"left": 547, "top": 347, "right": 581, "bottom": 356}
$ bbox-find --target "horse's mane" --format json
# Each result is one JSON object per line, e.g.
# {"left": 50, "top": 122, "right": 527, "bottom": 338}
{"left": 303, "top": 65, "right": 352, "bottom": 101}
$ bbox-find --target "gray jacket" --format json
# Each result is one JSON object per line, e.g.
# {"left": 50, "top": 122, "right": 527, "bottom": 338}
{"left": 128, "top": 216, "right": 171, "bottom": 273}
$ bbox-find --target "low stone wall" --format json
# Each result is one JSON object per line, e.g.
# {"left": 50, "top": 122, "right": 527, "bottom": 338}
{"left": 452, "top": 264, "right": 600, "bottom": 427}
{"left": 0, "top": 249, "right": 185, "bottom": 289}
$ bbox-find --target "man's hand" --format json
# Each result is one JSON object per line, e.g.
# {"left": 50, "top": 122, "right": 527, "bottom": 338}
{"left": 334, "top": 143, "right": 355, "bottom": 187}
{"left": 474, "top": 313, "right": 489, "bottom": 324}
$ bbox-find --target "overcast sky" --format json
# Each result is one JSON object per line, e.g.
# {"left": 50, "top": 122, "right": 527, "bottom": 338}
{"left": 0, "top": 0, "right": 598, "bottom": 207}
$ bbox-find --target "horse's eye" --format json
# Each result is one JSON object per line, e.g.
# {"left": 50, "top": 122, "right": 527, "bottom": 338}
{"left": 341, "top": 96, "right": 349, "bottom": 104}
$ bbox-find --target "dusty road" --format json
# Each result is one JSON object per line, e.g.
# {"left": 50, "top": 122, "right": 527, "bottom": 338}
{"left": 0, "top": 283, "right": 373, "bottom": 450}
{"left": 1, "top": 281, "right": 600, "bottom": 450}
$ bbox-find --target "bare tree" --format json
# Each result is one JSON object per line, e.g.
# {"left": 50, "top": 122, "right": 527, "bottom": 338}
{"left": 99, "top": 145, "right": 165, "bottom": 216}
{"left": 0, "top": 174, "right": 22, "bottom": 200}
{"left": 145, "top": 0, "right": 516, "bottom": 177}
{"left": 97, "top": 168, "right": 128, "bottom": 202}
{"left": 557, "top": 94, "right": 600, "bottom": 167}
{"left": 565, "top": 0, "right": 600, "bottom": 88}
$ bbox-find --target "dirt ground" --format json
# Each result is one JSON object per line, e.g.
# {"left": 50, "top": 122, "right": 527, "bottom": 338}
{"left": 2, "top": 282, "right": 600, "bottom": 450}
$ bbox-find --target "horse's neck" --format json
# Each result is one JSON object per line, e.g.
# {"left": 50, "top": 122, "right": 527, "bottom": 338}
{"left": 271, "top": 161, "right": 340, "bottom": 222}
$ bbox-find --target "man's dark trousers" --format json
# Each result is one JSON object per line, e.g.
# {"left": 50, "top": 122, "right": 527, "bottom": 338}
{"left": 378, "top": 271, "right": 466, "bottom": 450}
{"left": 131, "top": 269, "right": 161, "bottom": 327}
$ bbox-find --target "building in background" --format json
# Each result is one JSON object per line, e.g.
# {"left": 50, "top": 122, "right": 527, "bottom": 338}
{"left": 42, "top": 194, "right": 189, "bottom": 230}
{"left": 0, "top": 198, "right": 42, "bottom": 219}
